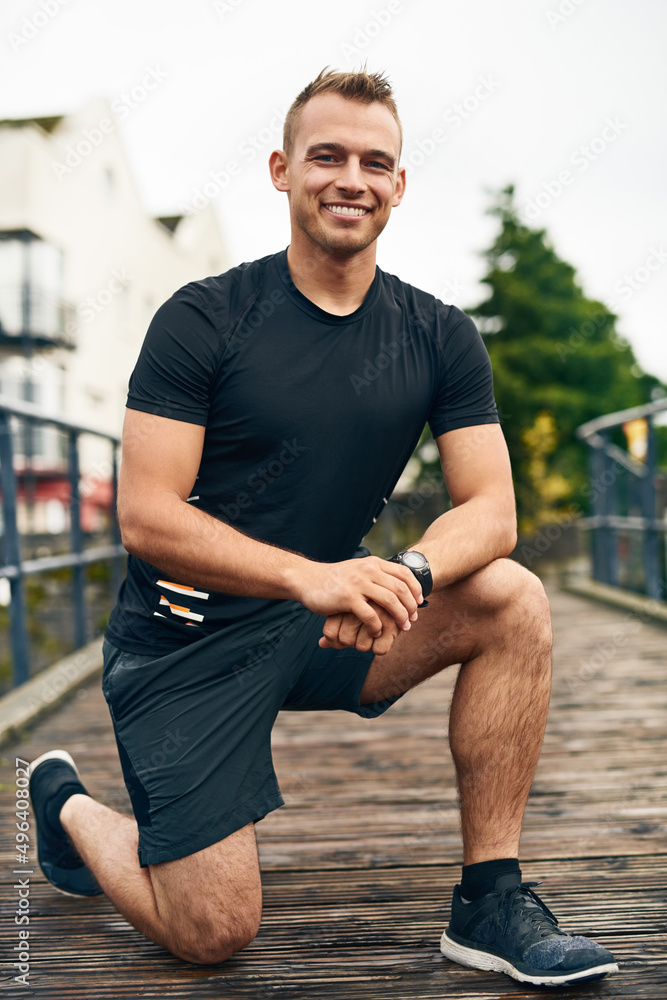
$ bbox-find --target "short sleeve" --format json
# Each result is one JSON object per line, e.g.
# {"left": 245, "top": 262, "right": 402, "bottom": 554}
{"left": 427, "top": 307, "right": 499, "bottom": 438}
{"left": 126, "top": 286, "right": 222, "bottom": 425}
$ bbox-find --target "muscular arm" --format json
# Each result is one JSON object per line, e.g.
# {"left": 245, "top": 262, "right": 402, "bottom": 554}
{"left": 414, "top": 422, "right": 517, "bottom": 588}
{"left": 118, "top": 408, "right": 421, "bottom": 640}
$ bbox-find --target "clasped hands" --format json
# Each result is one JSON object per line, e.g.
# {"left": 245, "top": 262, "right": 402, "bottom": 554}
{"left": 298, "top": 555, "right": 423, "bottom": 655}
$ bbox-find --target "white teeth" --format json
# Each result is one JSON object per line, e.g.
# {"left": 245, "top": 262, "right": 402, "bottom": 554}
{"left": 325, "top": 204, "right": 368, "bottom": 216}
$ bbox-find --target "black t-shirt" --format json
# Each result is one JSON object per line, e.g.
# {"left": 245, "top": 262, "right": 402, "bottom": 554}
{"left": 106, "top": 249, "right": 498, "bottom": 655}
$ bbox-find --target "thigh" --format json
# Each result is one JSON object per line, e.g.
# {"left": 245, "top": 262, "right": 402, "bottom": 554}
{"left": 149, "top": 821, "right": 262, "bottom": 945}
{"left": 360, "top": 558, "right": 546, "bottom": 704}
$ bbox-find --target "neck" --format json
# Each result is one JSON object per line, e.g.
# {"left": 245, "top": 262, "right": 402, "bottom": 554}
{"left": 286, "top": 234, "right": 377, "bottom": 316}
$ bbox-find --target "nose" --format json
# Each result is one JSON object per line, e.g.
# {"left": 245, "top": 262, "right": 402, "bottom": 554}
{"left": 334, "top": 156, "right": 367, "bottom": 194}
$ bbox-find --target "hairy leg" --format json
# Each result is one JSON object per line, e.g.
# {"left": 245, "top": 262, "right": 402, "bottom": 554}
{"left": 60, "top": 795, "right": 261, "bottom": 963}
{"left": 360, "top": 558, "right": 553, "bottom": 862}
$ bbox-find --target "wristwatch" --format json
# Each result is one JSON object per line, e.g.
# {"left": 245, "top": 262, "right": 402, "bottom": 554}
{"left": 388, "top": 550, "right": 433, "bottom": 606}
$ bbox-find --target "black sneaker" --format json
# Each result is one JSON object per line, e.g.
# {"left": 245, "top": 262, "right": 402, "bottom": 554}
{"left": 29, "top": 750, "right": 103, "bottom": 898}
{"left": 440, "top": 872, "right": 618, "bottom": 987}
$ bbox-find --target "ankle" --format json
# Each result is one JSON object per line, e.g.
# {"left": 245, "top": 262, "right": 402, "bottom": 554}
{"left": 460, "top": 858, "right": 521, "bottom": 900}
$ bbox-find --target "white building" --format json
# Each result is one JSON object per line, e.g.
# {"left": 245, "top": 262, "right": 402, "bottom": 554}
{"left": 0, "top": 98, "right": 228, "bottom": 532}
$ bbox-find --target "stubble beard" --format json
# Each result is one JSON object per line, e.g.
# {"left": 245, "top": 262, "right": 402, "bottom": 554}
{"left": 295, "top": 205, "right": 387, "bottom": 260}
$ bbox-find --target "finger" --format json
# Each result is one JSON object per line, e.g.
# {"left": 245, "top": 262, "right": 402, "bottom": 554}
{"left": 353, "top": 626, "right": 374, "bottom": 652}
{"left": 368, "top": 604, "right": 401, "bottom": 654}
{"left": 349, "top": 602, "right": 399, "bottom": 652}
{"left": 380, "top": 561, "right": 424, "bottom": 607}
{"left": 348, "top": 599, "right": 384, "bottom": 638}
{"left": 370, "top": 628, "right": 399, "bottom": 655}
{"left": 321, "top": 613, "right": 344, "bottom": 647}
{"left": 339, "top": 613, "right": 364, "bottom": 648}
{"left": 355, "top": 585, "right": 418, "bottom": 632}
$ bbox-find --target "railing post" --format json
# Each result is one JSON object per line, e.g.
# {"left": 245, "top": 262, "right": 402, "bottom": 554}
{"left": 590, "top": 444, "right": 603, "bottom": 583}
{"left": 603, "top": 448, "right": 619, "bottom": 587}
{"left": 590, "top": 439, "right": 619, "bottom": 587}
{"left": 68, "top": 430, "right": 87, "bottom": 648}
{"left": 642, "top": 417, "right": 661, "bottom": 599}
{"left": 0, "top": 411, "right": 30, "bottom": 685}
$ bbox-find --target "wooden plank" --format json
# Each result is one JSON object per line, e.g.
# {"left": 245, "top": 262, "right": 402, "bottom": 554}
{"left": 0, "top": 585, "right": 665, "bottom": 998}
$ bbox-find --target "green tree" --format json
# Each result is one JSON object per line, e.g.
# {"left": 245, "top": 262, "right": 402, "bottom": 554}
{"left": 461, "top": 185, "right": 661, "bottom": 530}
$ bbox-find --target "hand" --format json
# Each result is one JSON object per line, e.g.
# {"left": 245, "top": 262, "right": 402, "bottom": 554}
{"left": 319, "top": 601, "right": 408, "bottom": 654}
{"left": 296, "top": 556, "right": 422, "bottom": 649}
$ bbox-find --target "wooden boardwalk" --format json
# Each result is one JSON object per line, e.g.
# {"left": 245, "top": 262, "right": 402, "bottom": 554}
{"left": 1, "top": 584, "right": 665, "bottom": 998}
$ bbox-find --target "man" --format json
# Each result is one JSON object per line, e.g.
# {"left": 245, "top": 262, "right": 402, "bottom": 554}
{"left": 29, "top": 69, "right": 617, "bottom": 986}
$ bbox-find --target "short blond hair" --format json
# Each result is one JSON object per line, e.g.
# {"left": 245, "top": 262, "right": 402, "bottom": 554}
{"left": 283, "top": 67, "right": 402, "bottom": 156}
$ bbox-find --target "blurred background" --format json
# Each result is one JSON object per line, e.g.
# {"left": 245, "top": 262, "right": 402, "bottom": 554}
{"left": 1, "top": 0, "right": 666, "bottom": 686}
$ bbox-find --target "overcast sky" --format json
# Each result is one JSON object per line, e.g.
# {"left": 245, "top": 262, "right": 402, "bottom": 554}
{"left": 2, "top": 0, "right": 666, "bottom": 387}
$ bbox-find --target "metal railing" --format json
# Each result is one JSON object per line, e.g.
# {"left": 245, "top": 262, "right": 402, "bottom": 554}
{"left": 0, "top": 394, "right": 124, "bottom": 688}
{"left": 576, "top": 398, "right": 667, "bottom": 600}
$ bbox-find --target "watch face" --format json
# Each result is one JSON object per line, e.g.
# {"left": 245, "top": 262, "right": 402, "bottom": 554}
{"left": 402, "top": 551, "right": 426, "bottom": 570}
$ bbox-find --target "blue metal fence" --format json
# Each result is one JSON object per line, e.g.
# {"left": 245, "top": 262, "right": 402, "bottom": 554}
{"left": 0, "top": 394, "right": 124, "bottom": 688}
{"left": 577, "top": 398, "right": 667, "bottom": 600}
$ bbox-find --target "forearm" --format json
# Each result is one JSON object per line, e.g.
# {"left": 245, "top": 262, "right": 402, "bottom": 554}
{"left": 120, "top": 493, "right": 311, "bottom": 602}
{"left": 410, "top": 495, "right": 517, "bottom": 590}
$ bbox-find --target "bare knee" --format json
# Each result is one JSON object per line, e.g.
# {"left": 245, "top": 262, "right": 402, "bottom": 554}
{"left": 170, "top": 908, "right": 261, "bottom": 965}
{"left": 496, "top": 559, "right": 552, "bottom": 649}
{"left": 473, "top": 559, "right": 552, "bottom": 649}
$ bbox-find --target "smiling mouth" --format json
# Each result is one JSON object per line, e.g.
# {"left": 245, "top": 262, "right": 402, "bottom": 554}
{"left": 323, "top": 204, "right": 370, "bottom": 217}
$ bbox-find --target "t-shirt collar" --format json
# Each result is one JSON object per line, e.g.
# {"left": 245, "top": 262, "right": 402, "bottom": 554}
{"left": 273, "top": 247, "right": 381, "bottom": 324}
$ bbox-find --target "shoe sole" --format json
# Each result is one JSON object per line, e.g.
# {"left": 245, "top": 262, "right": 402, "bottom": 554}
{"left": 29, "top": 749, "right": 80, "bottom": 779}
{"left": 440, "top": 930, "right": 619, "bottom": 986}
{"left": 29, "top": 750, "right": 103, "bottom": 898}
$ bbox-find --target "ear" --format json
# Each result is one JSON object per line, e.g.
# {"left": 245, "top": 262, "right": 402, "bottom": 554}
{"left": 269, "top": 149, "right": 290, "bottom": 192}
{"left": 392, "top": 165, "right": 407, "bottom": 208}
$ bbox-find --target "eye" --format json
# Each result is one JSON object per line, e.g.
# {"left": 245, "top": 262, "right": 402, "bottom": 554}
{"left": 315, "top": 154, "right": 337, "bottom": 162}
{"left": 367, "top": 161, "right": 391, "bottom": 171}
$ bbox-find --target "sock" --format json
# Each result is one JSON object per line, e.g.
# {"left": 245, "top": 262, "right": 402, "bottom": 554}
{"left": 45, "top": 781, "right": 88, "bottom": 839}
{"left": 460, "top": 858, "right": 521, "bottom": 901}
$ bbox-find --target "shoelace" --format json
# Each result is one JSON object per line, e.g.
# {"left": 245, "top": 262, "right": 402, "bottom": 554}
{"left": 496, "top": 881, "right": 561, "bottom": 939}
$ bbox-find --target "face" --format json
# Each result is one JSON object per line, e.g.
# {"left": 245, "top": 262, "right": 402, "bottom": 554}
{"left": 271, "top": 93, "right": 406, "bottom": 258}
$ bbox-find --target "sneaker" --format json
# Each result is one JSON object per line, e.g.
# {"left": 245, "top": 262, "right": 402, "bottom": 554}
{"left": 29, "top": 750, "right": 103, "bottom": 898}
{"left": 440, "top": 872, "right": 618, "bottom": 987}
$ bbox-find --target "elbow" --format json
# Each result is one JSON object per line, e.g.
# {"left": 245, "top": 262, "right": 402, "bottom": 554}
{"left": 500, "top": 505, "right": 518, "bottom": 556}
{"left": 118, "top": 504, "right": 148, "bottom": 560}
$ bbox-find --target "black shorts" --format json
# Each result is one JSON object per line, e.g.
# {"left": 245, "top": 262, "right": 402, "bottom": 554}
{"left": 102, "top": 599, "right": 400, "bottom": 866}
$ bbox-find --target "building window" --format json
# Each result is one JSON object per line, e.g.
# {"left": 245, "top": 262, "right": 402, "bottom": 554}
{"left": 0, "top": 231, "right": 67, "bottom": 346}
